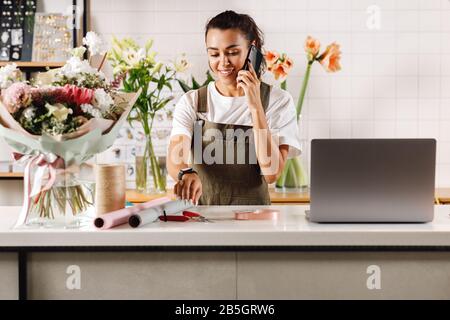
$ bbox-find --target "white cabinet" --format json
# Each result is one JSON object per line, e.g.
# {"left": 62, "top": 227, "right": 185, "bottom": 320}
{"left": 28, "top": 252, "right": 236, "bottom": 300}
{"left": 0, "top": 253, "right": 18, "bottom": 300}
{"left": 237, "top": 252, "right": 450, "bottom": 299}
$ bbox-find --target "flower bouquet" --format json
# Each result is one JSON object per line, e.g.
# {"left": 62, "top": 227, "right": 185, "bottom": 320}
{"left": 265, "top": 36, "right": 342, "bottom": 190}
{"left": 0, "top": 34, "right": 140, "bottom": 228}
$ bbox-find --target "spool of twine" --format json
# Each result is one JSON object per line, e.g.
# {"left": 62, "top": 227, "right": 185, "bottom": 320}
{"left": 95, "top": 164, "right": 126, "bottom": 216}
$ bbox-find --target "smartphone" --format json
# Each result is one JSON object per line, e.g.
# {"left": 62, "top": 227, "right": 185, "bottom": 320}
{"left": 243, "top": 45, "right": 263, "bottom": 78}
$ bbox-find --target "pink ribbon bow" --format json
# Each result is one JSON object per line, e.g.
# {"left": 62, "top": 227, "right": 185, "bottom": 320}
{"left": 14, "top": 152, "right": 66, "bottom": 227}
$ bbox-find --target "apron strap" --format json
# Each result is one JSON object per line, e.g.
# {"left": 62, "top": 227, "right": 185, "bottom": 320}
{"left": 260, "top": 82, "right": 271, "bottom": 112}
{"left": 197, "top": 85, "right": 208, "bottom": 113}
{"left": 196, "top": 82, "right": 272, "bottom": 113}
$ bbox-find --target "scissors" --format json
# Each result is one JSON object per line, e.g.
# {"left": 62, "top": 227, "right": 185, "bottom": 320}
{"left": 158, "top": 210, "right": 214, "bottom": 222}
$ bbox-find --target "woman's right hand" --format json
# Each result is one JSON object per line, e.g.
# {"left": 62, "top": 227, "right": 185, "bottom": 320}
{"left": 173, "top": 173, "right": 202, "bottom": 205}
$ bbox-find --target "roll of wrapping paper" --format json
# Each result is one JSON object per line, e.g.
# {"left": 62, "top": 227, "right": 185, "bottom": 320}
{"left": 94, "top": 164, "right": 127, "bottom": 217}
{"left": 94, "top": 196, "right": 172, "bottom": 229}
{"left": 129, "top": 200, "right": 194, "bottom": 228}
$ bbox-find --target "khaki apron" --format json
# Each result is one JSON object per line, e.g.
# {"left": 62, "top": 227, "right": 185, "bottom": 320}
{"left": 191, "top": 82, "right": 272, "bottom": 205}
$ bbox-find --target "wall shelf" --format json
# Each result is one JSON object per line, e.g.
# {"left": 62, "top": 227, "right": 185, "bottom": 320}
{"left": 0, "top": 62, "right": 64, "bottom": 68}
{"left": 0, "top": 172, "right": 24, "bottom": 179}
{"left": 0, "top": 177, "right": 311, "bottom": 202}
{"left": 0, "top": 61, "right": 65, "bottom": 80}
{"left": 0, "top": 174, "right": 448, "bottom": 204}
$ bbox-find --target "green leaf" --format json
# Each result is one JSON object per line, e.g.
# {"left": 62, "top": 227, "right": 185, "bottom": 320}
{"left": 123, "top": 80, "right": 132, "bottom": 92}
{"left": 164, "top": 81, "right": 172, "bottom": 91}
{"left": 202, "top": 70, "right": 215, "bottom": 86}
{"left": 128, "top": 116, "right": 139, "bottom": 122}
{"left": 154, "top": 97, "right": 173, "bottom": 112}
{"left": 177, "top": 79, "right": 191, "bottom": 93}
{"left": 192, "top": 76, "right": 200, "bottom": 89}
{"left": 157, "top": 75, "right": 166, "bottom": 91}
{"left": 145, "top": 39, "right": 154, "bottom": 52}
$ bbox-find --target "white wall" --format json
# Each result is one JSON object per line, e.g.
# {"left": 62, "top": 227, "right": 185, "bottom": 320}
{"left": 3, "top": 0, "right": 450, "bottom": 188}
{"left": 86, "top": 0, "right": 450, "bottom": 187}
{"left": 37, "top": 0, "right": 73, "bottom": 12}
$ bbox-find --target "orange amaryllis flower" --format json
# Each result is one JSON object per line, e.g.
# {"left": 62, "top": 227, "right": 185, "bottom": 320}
{"left": 265, "top": 51, "right": 294, "bottom": 81}
{"left": 282, "top": 56, "right": 294, "bottom": 72}
{"left": 271, "top": 63, "right": 289, "bottom": 80}
{"left": 318, "top": 42, "right": 342, "bottom": 73}
{"left": 304, "top": 36, "right": 320, "bottom": 60}
{"left": 265, "top": 50, "right": 280, "bottom": 68}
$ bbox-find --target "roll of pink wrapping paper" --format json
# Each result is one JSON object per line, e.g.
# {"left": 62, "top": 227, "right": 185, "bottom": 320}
{"left": 129, "top": 200, "right": 194, "bottom": 228}
{"left": 94, "top": 197, "right": 171, "bottom": 229}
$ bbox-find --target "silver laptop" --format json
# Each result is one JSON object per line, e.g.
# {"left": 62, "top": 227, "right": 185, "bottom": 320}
{"left": 307, "top": 139, "right": 436, "bottom": 223}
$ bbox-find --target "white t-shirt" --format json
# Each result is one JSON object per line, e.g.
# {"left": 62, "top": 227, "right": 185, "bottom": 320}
{"left": 170, "top": 82, "right": 302, "bottom": 158}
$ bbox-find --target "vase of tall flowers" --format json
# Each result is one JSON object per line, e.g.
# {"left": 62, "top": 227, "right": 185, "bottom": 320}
{"left": 265, "top": 36, "right": 342, "bottom": 191}
{"left": 108, "top": 38, "right": 186, "bottom": 194}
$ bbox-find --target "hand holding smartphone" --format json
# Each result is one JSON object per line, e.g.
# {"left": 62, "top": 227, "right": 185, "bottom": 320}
{"left": 243, "top": 45, "right": 263, "bottom": 78}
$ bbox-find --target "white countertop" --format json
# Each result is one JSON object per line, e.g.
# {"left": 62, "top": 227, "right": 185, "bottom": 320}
{"left": 1, "top": 205, "right": 450, "bottom": 247}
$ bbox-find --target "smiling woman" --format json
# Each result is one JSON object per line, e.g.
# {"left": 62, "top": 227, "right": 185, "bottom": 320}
{"left": 167, "top": 10, "right": 302, "bottom": 205}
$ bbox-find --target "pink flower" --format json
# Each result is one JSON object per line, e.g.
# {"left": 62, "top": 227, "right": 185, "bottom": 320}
{"left": 29, "top": 87, "right": 44, "bottom": 105}
{"left": 1, "top": 82, "right": 33, "bottom": 114}
{"left": 28, "top": 87, "right": 66, "bottom": 106}
{"left": 48, "top": 87, "right": 70, "bottom": 104}
{"left": 62, "top": 84, "right": 94, "bottom": 106}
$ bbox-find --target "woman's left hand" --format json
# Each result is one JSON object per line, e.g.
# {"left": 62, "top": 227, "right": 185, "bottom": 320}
{"left": 237, "top": 63, "right": 262, "bottom": 112}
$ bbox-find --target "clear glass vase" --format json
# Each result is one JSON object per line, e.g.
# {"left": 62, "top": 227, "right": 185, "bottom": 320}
{"left": 135, "top": 136, "right": 166, "bottom": 194}
{"left": 275, "top": 155, "right": 309, "bottom": 193}
{"left": 20, "top": 163, "right": 95, "bottom": 229}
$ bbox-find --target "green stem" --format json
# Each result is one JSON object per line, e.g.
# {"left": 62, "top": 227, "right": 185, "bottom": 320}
{"left": 281, "top": 80, "right": 287, "bottom": 91}
{"left": 296, "top": 61, "right": 313, "bottom": 121}
{"left": 295, "top": 156, "right": 308, "bottom": 186}
{"left": 276, "top": 158, "right": 291, "bottom": 187}
{"left": 145, "top": 132, "right": 166, "bottom": 192}
{"left": 139, "top": 107, "right": 166, "bottom": 192}
{"left": 46, "top": 191, "right": 52, "bottom": 219}
{"left": 284, "top": 161, "right": 299, "bottom": 188}
{"left": 72, "top": 187, "right": 81, "bottom": 214}
{"left": 290, "top": 157, "right": 303, "bottom": 187}
{"left": 54, "top": 188, "right": 66, "bottom": 214}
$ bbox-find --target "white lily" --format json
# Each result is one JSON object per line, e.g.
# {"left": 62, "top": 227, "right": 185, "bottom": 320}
{"left": 151, "top": 62, "right": 163, "bottom": 75}
{"left": 123, "top": 48, "right": 146, "bottom": 68}
{"left": 45, "top": 103, "right": 73, "bottom": 122}
{"left": 173, "top": 53, "right": 190, "bottom": 73}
